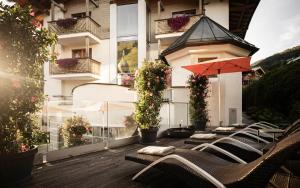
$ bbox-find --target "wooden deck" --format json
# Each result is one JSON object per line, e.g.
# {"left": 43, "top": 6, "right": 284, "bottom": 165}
{"left": 14, "top": 138, "right": 195, "bottom": 188}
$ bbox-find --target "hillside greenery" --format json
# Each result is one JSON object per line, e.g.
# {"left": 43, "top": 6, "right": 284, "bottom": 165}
{"left": 253, "top": 45, "right": 300, "bottom": 72}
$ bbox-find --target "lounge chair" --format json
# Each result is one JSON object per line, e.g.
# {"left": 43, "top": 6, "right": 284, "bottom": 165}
{"left": 187, "top": 119, "right": 300, "bottom": 162}
{"left": 185, "top": 119, "right": 300, "bottom": 148}
{"left": 125, "top": 131, "right": 300, "bottom": 188}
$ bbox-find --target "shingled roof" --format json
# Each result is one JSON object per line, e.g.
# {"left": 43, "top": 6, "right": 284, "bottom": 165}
{"left": 160, "top": 15, "right": 259, "bottom": 59}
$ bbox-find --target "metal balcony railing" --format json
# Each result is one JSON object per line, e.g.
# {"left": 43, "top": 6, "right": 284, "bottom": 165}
{"left": 48, "top": 16, "right": 101, "bottom": 39}
{"left": 155, "top": 14, "right": 201, "bottom": 35}
{"left": 50, "top": 58, "right": 100, "bottom": 75}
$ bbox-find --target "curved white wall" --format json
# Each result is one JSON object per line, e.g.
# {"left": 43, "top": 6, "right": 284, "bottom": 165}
{"left": 73, "top": 84, "right": 136, "bottom": 103}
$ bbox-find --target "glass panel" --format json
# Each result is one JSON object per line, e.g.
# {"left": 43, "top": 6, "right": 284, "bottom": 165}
{"left": 117, "top": 40, "right": 138, "bottom": 73}
{"left": 117, "top": 4, "right": 138, "bottom": 38}
{"left": 169, "top": 102, "right": 189, "bottom": 128}
{"left": 107, "top": 102, "right": 137, "bottom": 140}
{"left": 42, "top": 98, "right": 107, "bottom": 153}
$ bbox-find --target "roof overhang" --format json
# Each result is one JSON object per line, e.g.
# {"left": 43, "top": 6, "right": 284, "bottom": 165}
{"left": 161, "top": 40, "right": 259, "bottom": 57}
{"left": 229, "top": 0, "right": 261, "bottom": 38}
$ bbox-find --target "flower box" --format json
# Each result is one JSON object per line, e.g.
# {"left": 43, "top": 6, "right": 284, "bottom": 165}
{"left": 167, "top": 16, "right": 190, "bottom": 31}
{"left": 56, "top": 18, "right": 78, "bottom": 29}
{"left": 56, "top": 58, "right": 79, "bottom": 68}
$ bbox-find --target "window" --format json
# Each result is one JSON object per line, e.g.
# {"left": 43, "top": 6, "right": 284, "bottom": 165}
{"left": 71, "top": 12, "right": 91, "bottom": 19}
{"left": 117, "top": 40, "right": 138, "bottom": 73}
{"left": 117, "top": 4, "right": 138, "bottom": 38}
{"left": 72, "top": 48, "right": 92, "bottom": 58}
{"left": 198, "top": 57, "right": 217, "bottom": 63}
{"left": 117, "top": 3, "right": 138, "bottom": 73}
{"left": 172, "top": 9, "right": 196, "bottom": 17}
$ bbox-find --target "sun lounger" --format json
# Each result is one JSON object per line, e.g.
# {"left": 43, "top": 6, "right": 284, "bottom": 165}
{"left": 187, "top": 119, "right": 300, "bottom": 162}
{"left": 125, "top": 131, "right": 300, "bottom": 188}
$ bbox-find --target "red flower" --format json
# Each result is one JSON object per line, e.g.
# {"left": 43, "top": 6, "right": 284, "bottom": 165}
{"left": 21, "top": 144, "right": 29, "bottom": 152}
{"left": 11, "top": 79, "right": 21, "bottom": 88}
{"left": 31, "top": 96, "right": 37, "bottom": 102}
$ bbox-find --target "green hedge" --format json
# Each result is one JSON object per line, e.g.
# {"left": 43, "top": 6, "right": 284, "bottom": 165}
{"left": 243, "top": 60, "right": 300, "bottom": 123}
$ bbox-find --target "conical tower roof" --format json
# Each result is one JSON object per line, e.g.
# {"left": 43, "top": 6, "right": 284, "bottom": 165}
{"left": 161, "top": 15, "right": 258, "bottom": 58}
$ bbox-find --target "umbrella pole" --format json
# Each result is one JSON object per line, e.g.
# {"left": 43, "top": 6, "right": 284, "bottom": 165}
{"left": 218, "top": 70, "right": 222, "bottom": 126}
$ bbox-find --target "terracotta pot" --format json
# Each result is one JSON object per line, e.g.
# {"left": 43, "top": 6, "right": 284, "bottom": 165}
{"left": 0, "top": 146, "right": 38, "bottom": 185}
{"left": 140, "top": 128, "right": 158, "bottom": 144}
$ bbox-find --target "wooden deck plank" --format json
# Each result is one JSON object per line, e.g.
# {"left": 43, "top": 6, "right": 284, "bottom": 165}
{"left": 11, "top": 138, "right": 194, "bottom": 188}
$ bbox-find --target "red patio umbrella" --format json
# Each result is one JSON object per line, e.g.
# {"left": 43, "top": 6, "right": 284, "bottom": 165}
{"left": 182, "top": 57, "right": 251, "bottom": 126}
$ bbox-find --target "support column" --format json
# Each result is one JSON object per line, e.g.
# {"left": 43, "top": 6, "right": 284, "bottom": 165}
{"left": 85, "top": 36, "right": 90, "bottom": 58}
{"left": 138, "top": 0, "right": 147, "bottom": 67}
{"left": 86, "top": 0, "right": 89, "bottom": 16}
{"left": 157, "top": 0, "right": 161, "bottom": 18}
{"left": 50, "top": 1, "right": 55, "bottom": 21}
{"left": 157, "top": 0, "right": 161, "bottom": 57}
{"left": 109, "top": 3, "right": 118, "bottom": 83}
{"left": 199, "top": 0, "right": 204, "bottom": 15}
{"left": 158, "top": 39, "right": 161, "bottom": 56}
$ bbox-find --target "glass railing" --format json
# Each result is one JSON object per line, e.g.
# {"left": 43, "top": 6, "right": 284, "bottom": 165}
{"left": 36, "top": 99, "right": 189, "bottom": 163}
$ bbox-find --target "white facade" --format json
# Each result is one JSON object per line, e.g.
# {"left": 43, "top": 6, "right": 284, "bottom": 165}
{"left": 44, "top": 0, "right": 253, "bottom": 130}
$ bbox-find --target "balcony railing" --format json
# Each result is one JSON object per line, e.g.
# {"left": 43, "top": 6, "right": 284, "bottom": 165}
{"left": 50, "top": 58, "right": 100, "bottom": 75}
{"left": 155, "top": 14, "right": 201, "bottom": 35}
{"left": 48, "top": 16, "right": 101, "bottom": 39}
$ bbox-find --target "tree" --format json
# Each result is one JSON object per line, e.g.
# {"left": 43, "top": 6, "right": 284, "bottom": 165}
{"left": 0, "top": 3, "right": 56, "bottom": 153}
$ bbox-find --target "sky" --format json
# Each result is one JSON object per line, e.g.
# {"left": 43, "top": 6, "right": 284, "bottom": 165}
{"left": 245, "top": 0, "right": 300, "bottom": 63}
{"left": 1, "top": 0, "right": 300, "bottom": 63}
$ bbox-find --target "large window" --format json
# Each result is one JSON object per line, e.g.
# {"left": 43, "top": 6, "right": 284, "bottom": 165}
{"left": 117, "top": 4, "right": 138, "bottom": 38}
{"left": 117, "top": 40, "right": 138, "bottom": 73}
{"left": 117, "top": 4, "right": 138, "bottom": 73}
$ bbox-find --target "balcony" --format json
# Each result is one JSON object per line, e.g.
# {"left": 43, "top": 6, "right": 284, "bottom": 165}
{"left": 155, "top": 14, "right": 201, "bottom": 39}
{"left": 48, "top": 16, "right": 101, "bottom": 46}
{"left": 50, "top": 58, "right": 101, "bottom": 80}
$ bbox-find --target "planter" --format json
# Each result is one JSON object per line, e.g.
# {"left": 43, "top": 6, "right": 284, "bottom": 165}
{"left": 164, "top": 127, "right": 195, "bottom": 138}
{"left": 140, "top": 128, "right": 158, "bottom": 144}
{"left": 0, "top": 146, "right": 38, "bottom": 185}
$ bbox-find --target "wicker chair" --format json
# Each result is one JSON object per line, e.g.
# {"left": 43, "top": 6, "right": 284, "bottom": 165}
{"left": 125, "top": 131, "right": 300, "bottom": 188}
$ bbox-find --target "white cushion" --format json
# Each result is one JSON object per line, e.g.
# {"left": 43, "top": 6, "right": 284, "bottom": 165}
{"left": 215, "top": 127, "right": 235, "bottom": 131}
{"left": 137, "top": 146, "right": 175, "bottom": 156}
{"left": 190, "top": 133, "right": 217, "bottom": 139}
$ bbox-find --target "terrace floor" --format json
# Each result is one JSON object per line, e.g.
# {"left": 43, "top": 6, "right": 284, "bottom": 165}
{"left": 14, "top": 138, "right": 195, "bottom": 188}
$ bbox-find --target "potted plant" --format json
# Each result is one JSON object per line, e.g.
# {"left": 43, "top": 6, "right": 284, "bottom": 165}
{"left": 188, "top": 74, "right": 209, "bottom": 130}
{"left": 60, "top": 115, "right": 92, "bottom": 147}
{"left": 0, "top": 4, "right": 56, "bottom": 184}
{"left": 134, "top": 61, "right": 171, "bottom": 143}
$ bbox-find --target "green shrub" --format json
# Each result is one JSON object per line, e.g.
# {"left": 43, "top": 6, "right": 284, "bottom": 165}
{"left": 0, "top": 4, "right": 56, "bottom": 154}
{"left": 61, "top": 116, "right": 92, "bottom": 147}
{"left": 134, "top": 61, "right": 170, "bottom": 130}
{"left": 188, "top": 74, "right": 209, "bottom": 130}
